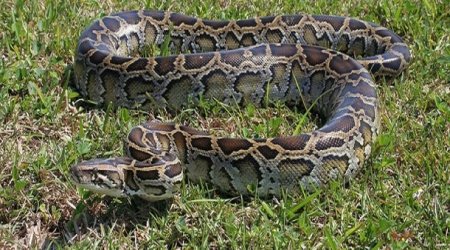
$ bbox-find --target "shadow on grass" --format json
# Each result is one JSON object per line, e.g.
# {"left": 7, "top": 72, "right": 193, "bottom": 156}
{"left": 61, "top": 196, "right": 173, "bottom": 244}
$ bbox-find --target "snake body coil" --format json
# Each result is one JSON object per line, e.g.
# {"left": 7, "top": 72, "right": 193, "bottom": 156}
{"left": 71, "top": 10, "right": 410, "bottom": 201}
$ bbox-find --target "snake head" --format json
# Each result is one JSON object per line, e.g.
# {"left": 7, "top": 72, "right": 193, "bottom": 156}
{"left": 70, "top": 156, "right": 183, "bottom": 201}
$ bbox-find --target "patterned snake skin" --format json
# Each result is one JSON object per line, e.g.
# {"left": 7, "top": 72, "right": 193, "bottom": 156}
{"left": 70, "top": 10, "right": 410, "bottom": 201}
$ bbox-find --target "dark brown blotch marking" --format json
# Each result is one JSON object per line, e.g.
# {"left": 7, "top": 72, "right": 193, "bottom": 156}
{"left": 249, "top": 44, "right": 268, "bottom": 57}
{"left": 203, "top": 19, "right": 230, "bottom": 29}
{"left": 257, "top": 145, "right": 279, "bottom": 160}
{"left": 184, "top": 53, "right": 215, "bottom": 70}
{"left": 127, "top": 58, "right": 149, "bottom": 71}
{"left": 164, "top": 163, "right": 183, "bottom": 178}
{"left": 89, "top": 50, "right": 108, "bottom": 64}
{"left": 128, "top": 147, "right": 152, "bottom": 161}
{"left": 136, "top": 169, "right": 160, "bottom": 180}
{"left": 348, "top": 19, "right": 367, "bottom": 30}
{"left": 236, "top": 18, "right": 257, "bottom": 27}
{"left": 154, "top": 56, "right": 177, "bottom": 75}
{"left": 315, "top": 137, "right": 345, "bottom": 151}
{"left": 303, "top": 46, "right": 329, "bottom": 66}
{"left": 110, "top": 56, "right": 133, "bottom": 65}
{"left": 260, "top": 16, "right": 276, "bottom": 25}
{"left": 329, "top": 54, "right": 361, "bottom": 74}
{"left": 232, "top": 154, "right": 261, "bottom": 171}
{"left": 191, "top": 137, "right": 213, "bottom": 151}
{"left": 170, "top": 12, "right": 197, "bottom": 26}
{"left": 217, "top": 138, "right": 253, "bottom": 155}
{"left": 270, "top": 44, "right": 297, "bottom": 57}
{"left": 102, "top": 17, "right": 121, "bottom": 32}
{"left": 128, "top": 127, "right": 146, "bottom": 147}
{"left": 271, "top": 134, "right": 310, "bottom": 151}
{"left": 220, "top": 50, "right": 245, "bottom": 65}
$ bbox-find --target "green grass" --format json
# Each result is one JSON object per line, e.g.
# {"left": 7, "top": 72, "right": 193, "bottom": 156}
{"left": 0, "top": 0, "right": 448, "bottom": 248}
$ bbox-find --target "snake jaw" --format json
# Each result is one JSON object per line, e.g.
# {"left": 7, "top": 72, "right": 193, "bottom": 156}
{"left": 70, "top": 156, "right": 184, "bottom": 201}
{"left": 70, "top": 157, "right": 130, "bottom": 198}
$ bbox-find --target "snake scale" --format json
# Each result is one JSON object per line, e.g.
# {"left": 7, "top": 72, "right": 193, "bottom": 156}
{"left": 70, "top": 10, "right": 410, "bottom": 201}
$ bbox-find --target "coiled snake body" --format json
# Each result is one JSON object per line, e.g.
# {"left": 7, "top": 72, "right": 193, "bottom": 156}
{"left": 71, "top": 10, "right": 410, "bottom": 201}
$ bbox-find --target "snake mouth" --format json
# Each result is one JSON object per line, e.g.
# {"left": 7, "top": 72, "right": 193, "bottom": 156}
{"left": 70, "top": 157, "right": 182, "bottom": 201}
{"left": 70, "top": 158, "right": 122, "bottom": 184}
{"left": 69, "top": 158, "right": 132, "bottom": 196}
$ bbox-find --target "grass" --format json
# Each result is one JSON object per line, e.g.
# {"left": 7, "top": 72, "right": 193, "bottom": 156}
{"left": 0, "top": 0, "right": 448, "bottom": 248}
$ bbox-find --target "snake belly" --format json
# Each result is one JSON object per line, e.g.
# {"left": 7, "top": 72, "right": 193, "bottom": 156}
{"left": 70, "top": 10, "right": 410, "bottom": 201}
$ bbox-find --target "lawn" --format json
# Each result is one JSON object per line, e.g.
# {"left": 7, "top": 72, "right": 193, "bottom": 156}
{"left": 0, "top": 0, "right": 448, "bottom": 248}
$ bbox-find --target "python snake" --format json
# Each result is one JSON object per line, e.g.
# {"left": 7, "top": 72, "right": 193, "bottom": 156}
{"left": 70, "top": 10, "right": 410, "bottom": 201}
